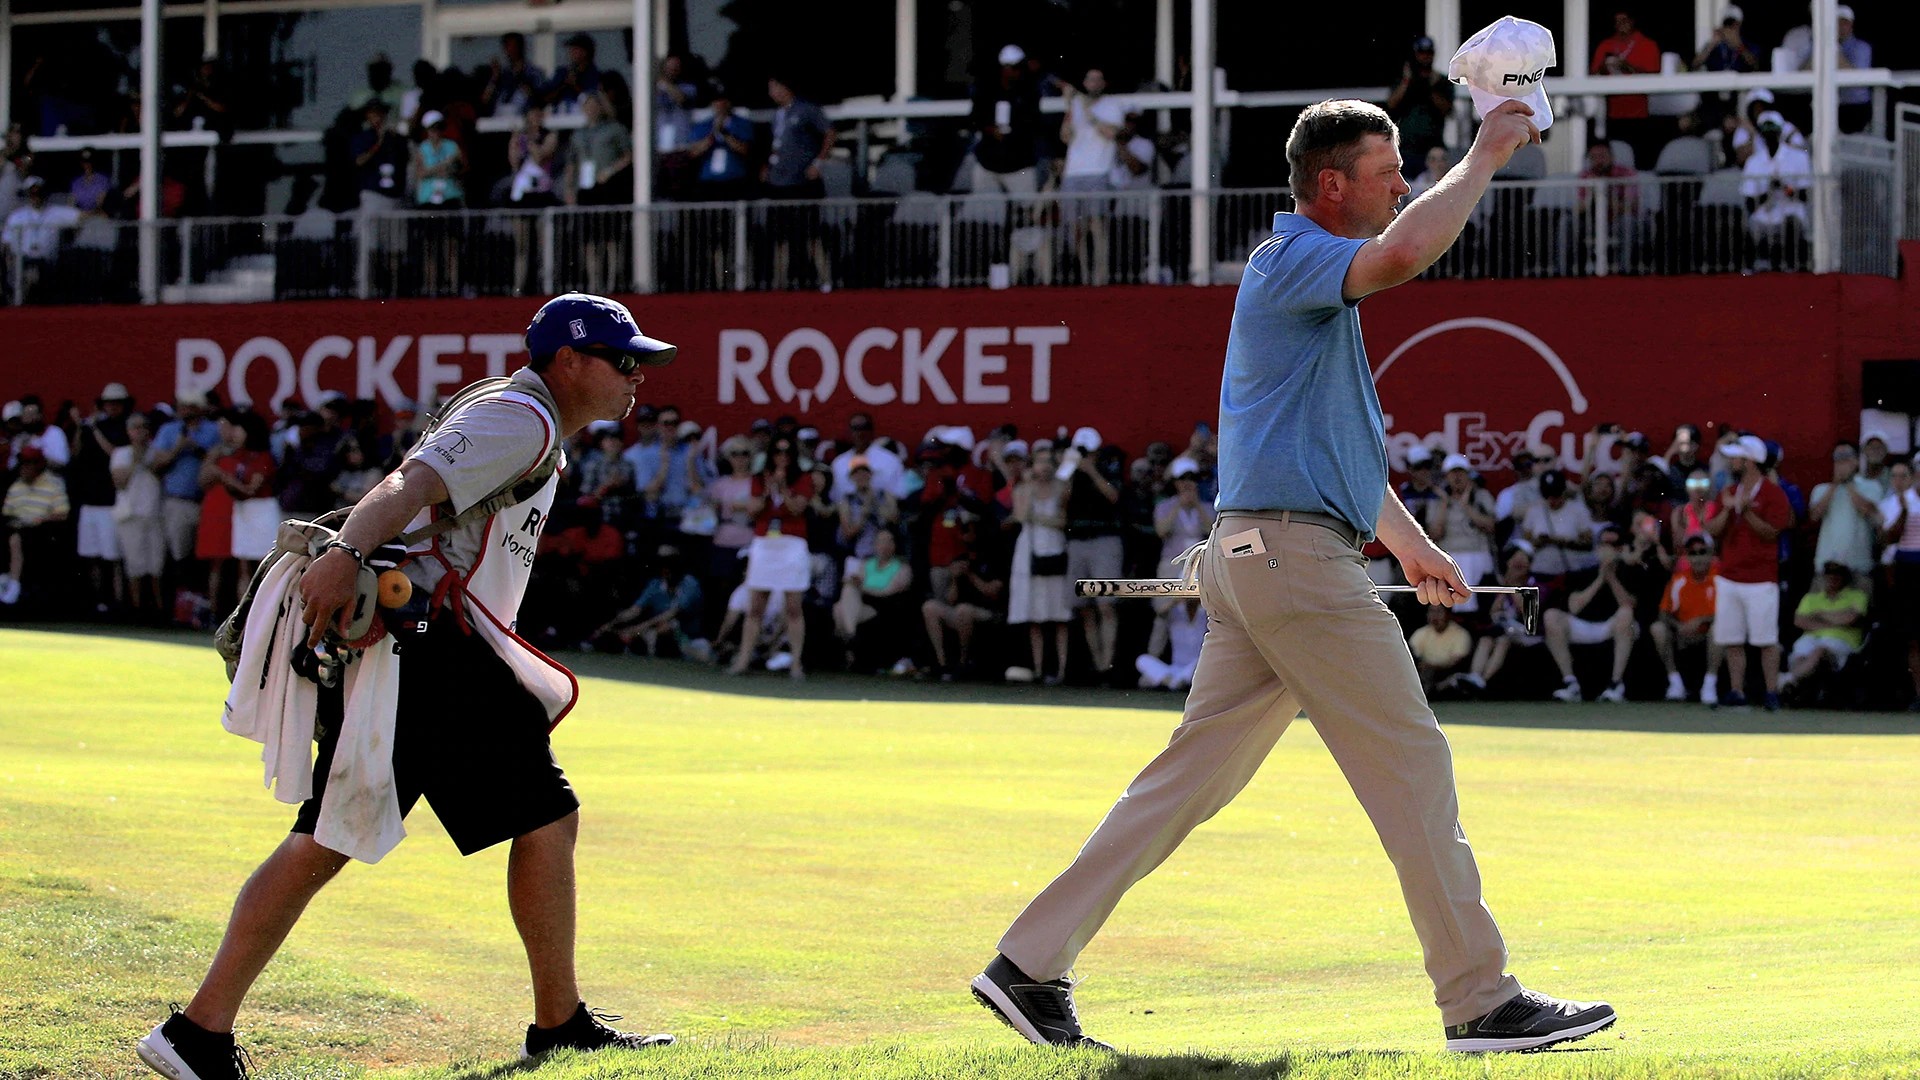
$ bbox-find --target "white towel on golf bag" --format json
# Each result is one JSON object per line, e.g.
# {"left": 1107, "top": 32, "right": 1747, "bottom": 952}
{"left": 222, "top": 553, "right": 406, "bottom": 864}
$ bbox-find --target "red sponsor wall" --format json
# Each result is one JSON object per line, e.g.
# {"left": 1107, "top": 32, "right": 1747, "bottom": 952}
{"left": 3, "top": 266, "right": 1913, "bottom": 490}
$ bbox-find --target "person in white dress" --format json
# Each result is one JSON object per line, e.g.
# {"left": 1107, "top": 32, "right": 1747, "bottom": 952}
{"left": 1006, "top": 441, "right": 1072, "bottom": 684}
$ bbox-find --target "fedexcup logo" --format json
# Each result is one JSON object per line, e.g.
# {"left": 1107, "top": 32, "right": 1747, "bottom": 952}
{"left": 1501, "top": 69, "right": 1545, "bottom": 86}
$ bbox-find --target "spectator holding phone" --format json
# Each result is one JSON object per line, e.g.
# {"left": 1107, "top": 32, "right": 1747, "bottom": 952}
{"left": 1520, "top": 469, "right": 1596, "bottom": 580}
{"left": 1809, "top": 441, "right": 1882, "bottom": 595}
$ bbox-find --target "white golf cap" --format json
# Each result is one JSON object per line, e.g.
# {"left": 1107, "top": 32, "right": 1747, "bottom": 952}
{"left": 998, "top": 44, "right": 1026, "bottom": 66}
{"left": 1723, "top": 4, "right": 1744, "bottom": 21}
{"left": 1834, "top": 4, "right": 1853, "bottom": 20}
{"left": 1862, "top": 428, "right": 1891, "bottom": 445}
{"left": 420, "top": 109, "right": 445, "bottom": 128}
{"left": 1743, "top": 87, "right": 1775, "bottom": 109}
{"left": 1071, "top": 426, "right": 1102, "bottom": 452}
{"left": 1449, "top": 16, "right": 1557, "bottom": 132}
{"left": 99, "top": 382, "right": 131, "bottom": 401}
{"left": 2, "top": 400, "right": 20, "bottom": 421}
{"left": 1724, "top": 434, "right": 1770, "bottom": 461}
{"left": 1405, "top": 444, "right": 1434, "bottom": 466}
{"left": 587, "top": 419, "right": 622, "bottom": 434}
{"left": 1442, "top": 453, "right": 1473, "bottom": 473}
{"left": 1002, "top": 438, "right": 1030, "bottom": 459}
{"left": 1755, "top": 109, "right": 1786, "bottom": 131}
{"left": 1171, "top": 458, "right": 1200, "bottom": 479}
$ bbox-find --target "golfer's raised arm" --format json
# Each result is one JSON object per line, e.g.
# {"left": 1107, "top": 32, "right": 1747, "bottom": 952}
{"left": 1343, "top": 100, "right": 1539, "bottom": 301}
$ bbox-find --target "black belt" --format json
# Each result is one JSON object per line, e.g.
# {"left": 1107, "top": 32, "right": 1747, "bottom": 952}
{"left": 1221, "top": 509, "right": 1361, "bottom": 549}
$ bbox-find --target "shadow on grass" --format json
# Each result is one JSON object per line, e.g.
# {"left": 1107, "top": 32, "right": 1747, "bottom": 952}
{"left": 430, "top": 1048, "right": 1312, "bottom": 1080}
{"left": 16, "top": 621, "right": 1918, "bottom": 733}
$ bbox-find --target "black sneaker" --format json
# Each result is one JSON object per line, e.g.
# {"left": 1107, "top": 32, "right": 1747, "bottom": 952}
{"left": 521, "top": 1002, "right": 675, "bottom": 1059}
{"left": 1444, "top": 988, "right": 1616, "bottom": 1052}
{"left": 970, "top": 954, "right": 1113, "bottom": 1050}
{"left": 136, "top": 1007, "right": 252, "bottom": 1080}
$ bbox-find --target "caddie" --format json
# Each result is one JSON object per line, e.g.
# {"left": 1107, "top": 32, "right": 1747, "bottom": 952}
{"left": 139, "top": 293, "right": 678, "bottom": 1080}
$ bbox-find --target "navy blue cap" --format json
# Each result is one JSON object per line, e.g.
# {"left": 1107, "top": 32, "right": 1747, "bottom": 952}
{"left": 525, "top": 292, "right": 677, "bottom": 367}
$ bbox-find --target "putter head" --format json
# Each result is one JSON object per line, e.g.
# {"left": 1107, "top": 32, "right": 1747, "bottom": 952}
{"left": 1519, "top": 587, "right": 1541, "bottom": 635}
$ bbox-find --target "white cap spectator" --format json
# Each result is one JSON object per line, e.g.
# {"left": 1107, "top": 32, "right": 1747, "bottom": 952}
{"left": 587, "top": 419, "right": 622, "bottom": 434}
{"left": 1071, "top": 426, "right": 1102, "bottom": 452}
{"left": 1405, "top": 444, "right": 1435, "bottom": 468}
{"left": 1172, "top": 458, "right": 1200, "bottom": 479}
{"left": 1834, "top": 4, "right": 1853, "bottom": 21}
{"left": 998, "top": 44, "right": 1026, "bottom": 66}
{"left": 1722, "top": 4, "right": 1743, "bottom": 21}
{"left": 1722, "top": 434, "right": 1769, "bottom": 461}
{"left": 1441, "top": 453, "right": 1473, "bottom": 474}
{"left": 420, "top": 110, "right": 446, "bottom": 129}
{"left": 2, "top": 401, "right": 20, "bottom": 422}
{"left": 676, "top": 420, "right": 703, "bottom": 441}
{"left": 1002, "top": 439, "right": 1030, "bottom": 460}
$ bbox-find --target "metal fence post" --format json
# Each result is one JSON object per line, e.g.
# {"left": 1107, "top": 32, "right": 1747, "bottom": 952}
{"left": 10, "top": 248, "right": 22, "bottom": 306}
{"left": 353, "top": 215, "right": 371, "bottom": 299}
{"left": 936, "top": 196, "right": 952, "bottom": 289}
{"left": 179, "top": 221, "right": 192, "bottom": 289}
{"left": 1146, "top": 193, "right": 1163, "bottom": 285}
{"left": 732, "top": 200, "right": 748, "bottom": 291}
{"left": 632, "top": 203, "right": 656, "bottom": 294}
{"left": 540, "top": 207, "right": 556, "bottom": 295}
{"left": 1593, "top": 181, "right": 1610, "bottom": 277}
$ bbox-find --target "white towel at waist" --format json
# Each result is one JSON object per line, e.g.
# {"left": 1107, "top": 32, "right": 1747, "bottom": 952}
{"left": 221, "top": 554, "right": 407, "bottom": 863}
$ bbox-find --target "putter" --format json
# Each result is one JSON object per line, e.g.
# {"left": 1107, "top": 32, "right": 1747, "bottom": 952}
{"left": 1075, "top": 579, "right": 1542, "bottom": 634}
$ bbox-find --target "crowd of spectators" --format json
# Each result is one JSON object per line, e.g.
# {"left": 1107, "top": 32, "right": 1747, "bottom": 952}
{"left": 6, "top": 383, "right": 1918, "bottom": 713}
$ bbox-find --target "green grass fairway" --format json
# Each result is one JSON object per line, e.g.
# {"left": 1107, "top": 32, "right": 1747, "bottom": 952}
{"left": 3, "top": 626, "right": 1918, "bottom": 1080}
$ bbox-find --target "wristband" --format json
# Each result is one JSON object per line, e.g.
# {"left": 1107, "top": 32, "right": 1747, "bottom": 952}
{"left": 322, "top": 539, "right": 367, "bottom": 566}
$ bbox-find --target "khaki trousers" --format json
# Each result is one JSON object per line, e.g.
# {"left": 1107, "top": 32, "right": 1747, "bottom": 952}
{"left": 998, "top": 512, "right": 1521, "bottom": 1025}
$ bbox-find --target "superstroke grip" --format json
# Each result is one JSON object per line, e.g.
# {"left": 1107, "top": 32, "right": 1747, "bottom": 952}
{"left": 1075, "top": 579, "right": 1201, "bottom": 597}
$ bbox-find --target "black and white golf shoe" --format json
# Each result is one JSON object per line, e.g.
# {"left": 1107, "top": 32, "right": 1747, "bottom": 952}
{"left": 521, "top": 1002, "right": 675, "bottom": 1058}
{"left": 970, "top": 954, "right": 1113, "bottom": 1050}
{"left": 136, "top": 1007, "right": 252, "bottom": 1080}
{"left": 1444, "top": 988, "right": 1616, "bottom": 1052}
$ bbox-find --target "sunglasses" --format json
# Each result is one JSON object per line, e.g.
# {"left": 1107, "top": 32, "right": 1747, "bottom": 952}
{"left": 577, "top": 345, "right": 644, "bottom": 375}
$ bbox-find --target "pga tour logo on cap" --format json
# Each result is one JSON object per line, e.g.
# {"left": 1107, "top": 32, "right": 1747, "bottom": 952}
{"left": 1448, "top": 16, "right": 1557, "bottom": 132}
{"left": 569, "top": 318, "right": 587, "bottom": 340}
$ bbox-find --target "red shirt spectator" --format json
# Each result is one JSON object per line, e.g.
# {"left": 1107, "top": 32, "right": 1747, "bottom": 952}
{"left": 1716, "top": 474, "right": 1792, "bottom": 583}
{"left": 547, "top": 517, "right": 625, "bottom": 565}
{"left": 752, "top": 472, "right": 813, "bottom": 539}
{"left": 1590, "top": 12, "right": 1660, "bottom": 120}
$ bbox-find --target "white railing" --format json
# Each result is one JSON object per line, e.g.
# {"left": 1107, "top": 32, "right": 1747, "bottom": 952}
{"left": 1898, "top": 104, "right": 1920, "bottom": 243}
{"left": 1, "top": 168, "right": 1896, "bottom": 307}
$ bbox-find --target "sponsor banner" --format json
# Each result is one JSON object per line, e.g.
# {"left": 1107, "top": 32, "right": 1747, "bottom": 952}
{"left": 0, "top": 273, "right": 1895, "bottom": 488}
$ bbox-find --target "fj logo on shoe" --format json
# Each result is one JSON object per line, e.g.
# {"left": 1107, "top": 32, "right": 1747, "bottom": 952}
{"left": 1222, "top": 529, "right": 1267, "bottom": 558}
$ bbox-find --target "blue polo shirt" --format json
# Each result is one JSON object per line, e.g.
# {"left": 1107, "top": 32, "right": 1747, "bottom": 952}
{"left": 1215, "top": 212, "right": 1385, "bottom": 540}
{"left": 151, "top": 416, "right": 222, "bottom": 501}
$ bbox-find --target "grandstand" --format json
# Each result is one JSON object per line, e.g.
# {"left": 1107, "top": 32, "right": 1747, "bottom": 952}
{"left": 1, "top": 0, "right": 1917, "bottom": 301}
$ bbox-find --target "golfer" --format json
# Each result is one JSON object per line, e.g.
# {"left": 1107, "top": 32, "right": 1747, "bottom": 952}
{"left": 971, "top": 99, "right": 1616, "bottom": 1053}
{"left": 138, "top": 294, "right": 679, "bottom": 1080}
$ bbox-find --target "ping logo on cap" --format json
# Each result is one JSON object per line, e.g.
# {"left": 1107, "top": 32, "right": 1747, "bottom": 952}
{"left": 569, "top": 318, "right": 587, "bottom": 340}
{"left": 1502, "top": 69, "right": 1545, "bottom": 86}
